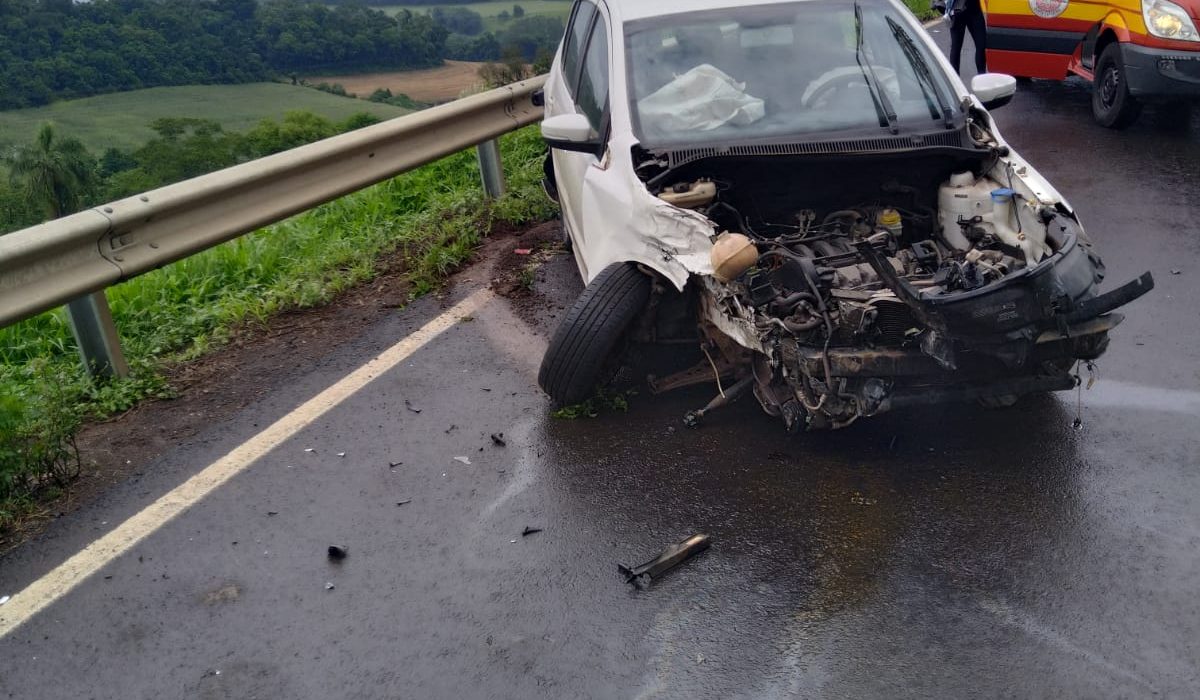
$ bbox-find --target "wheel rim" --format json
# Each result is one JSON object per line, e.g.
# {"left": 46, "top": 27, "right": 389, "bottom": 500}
{"left": 1099, "top": 66, "right": 1120, "bottom": 109}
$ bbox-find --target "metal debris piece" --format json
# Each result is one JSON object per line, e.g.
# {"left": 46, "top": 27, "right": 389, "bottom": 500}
{"left": 336, "top": 452, "right": 346, "bottom": 458}
{"left": 445, "top": 425, "right": 457, "bottom": 434}
{"left": 304, "top": 448, "right": 314, "bottom": 453}
{"left": 396, "top": 499, "right": 412, "bottom": 506}
{"left": 1171, "top": 269, "right": 1181, "bottom": 275}
{"left": 327, "top": 545, "right": 349, "bottom": 560}
{"left": 0, "top": 595, "right": 10, "bottom": 605}
{"left": 619, "top": 534, "right": 711, "bottom": 588}
{"left": 267, "top": 511, "right": 279, "bottom": 516}
{"left": 453, "top": 456, "right": 472, "bottom": 465}
{"left": 324, "top": 582, "right": 335, "bottom": 591}
{"left": 389, "top": 461, "right": 403, "bottom": 467}
{"left": 490, "top": 433, "right": 507, "bottom": 447}
{"left": 522, "top": 526, "right": 542, "bottom": 537}
{"left": 405, "top": 400, "right": 422, "bottom": 413}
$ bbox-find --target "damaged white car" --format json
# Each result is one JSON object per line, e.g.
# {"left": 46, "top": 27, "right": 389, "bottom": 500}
{"left": 537, "top": 0, "right": 1154, "bottom": 430}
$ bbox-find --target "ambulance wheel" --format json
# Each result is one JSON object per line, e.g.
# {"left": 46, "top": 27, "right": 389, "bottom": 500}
{"left": 1093, "top": 45, "right": 1142, "bottom": 129}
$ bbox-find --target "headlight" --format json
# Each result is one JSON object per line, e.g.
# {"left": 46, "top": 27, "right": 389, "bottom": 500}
{"left": 1142, "top": 0, "right": 1200, "bottom": 41}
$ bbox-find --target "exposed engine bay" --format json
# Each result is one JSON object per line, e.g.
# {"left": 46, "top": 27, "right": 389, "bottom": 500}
{"left": 638, "top": 149, "right": 1155, "bottom": 430}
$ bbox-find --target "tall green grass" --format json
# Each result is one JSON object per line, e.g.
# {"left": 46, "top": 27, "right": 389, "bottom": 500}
{"left": 0, "top": 126, "right": 555, "bottom": 529}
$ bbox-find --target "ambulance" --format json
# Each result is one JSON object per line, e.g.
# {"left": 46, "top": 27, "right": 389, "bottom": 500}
{"left": 983, "top": 0, "right": 1200, "bottom": 127}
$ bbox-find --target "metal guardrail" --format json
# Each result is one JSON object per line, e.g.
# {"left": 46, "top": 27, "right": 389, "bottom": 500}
{"left": 0, "top": 75, "right": 547, "bottom": 375}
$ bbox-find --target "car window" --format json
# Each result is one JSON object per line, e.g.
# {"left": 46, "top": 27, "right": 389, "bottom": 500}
{"left": 562, "top": 1, "right": 597, "bottom": 98}
{"left": 576, "top": 15, "right": 610, "bottom": 129}
{"left": 626, "top": 0, "right": 958, "bottom": 147}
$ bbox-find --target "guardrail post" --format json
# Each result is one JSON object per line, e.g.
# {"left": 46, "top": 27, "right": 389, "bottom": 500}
{"left": 476, "top": 139, "right": 506, "bottom": 199}
{"left": 64, "top": 291, "right": 129, "bottom": 379}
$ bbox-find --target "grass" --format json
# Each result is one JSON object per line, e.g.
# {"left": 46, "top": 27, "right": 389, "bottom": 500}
{"left": 0, "top": 125, "right": 556, "bottom": 532}
{"left": 904, "top": 0, "right": 941, "bottom": 20}
{"left": 0, "top": 83, "right": 410, "bottom": 154}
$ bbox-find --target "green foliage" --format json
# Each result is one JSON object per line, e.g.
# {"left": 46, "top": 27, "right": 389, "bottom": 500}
{"left": 3, "top": 123, "right": 96, "bottom": 220}
{"left": 551, "top": 389, "right": 636, "bottom": 420}
{"left": 497, "top": 15, "right": 565, "bottom": 61}
{"left": 0, "top": 0, "right": 449, "bottom": 110}
{"left": 366, "top": 88, "right": 431, "bottom": 111}
{"left": 0, "top": 126, "right": 556, "bottom": 530}
{"left": 512, "top": 4, "right": 525, "bottom": 18}
{"left": 445, "top": 31, "right": 503, "bottom": 61}
{"left": 430, "top": 6, "right": 484, "bottom": 35}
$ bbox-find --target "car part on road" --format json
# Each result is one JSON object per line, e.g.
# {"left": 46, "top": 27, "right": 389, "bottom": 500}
{"left": 522, "top": 527, "right": 542, "bottom": 537}
{"left": 490, "top": 433, "right": 507, "bottom": 447}
{"left": 327, "top": 545, "right": 348, "bottom": 561}
{"left": 620, "top": 534, "right": 712, "bottom": 589}
{"left": 684, "top": 374, "right": 756, "bottom": 428}
{"left": 538, "top": 262, "right": 653, "bottom": 406}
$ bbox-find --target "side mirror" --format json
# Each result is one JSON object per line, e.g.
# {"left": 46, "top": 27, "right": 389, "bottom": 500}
{"left": 541, "top": 113, "right": 602, "bottom": 154}
{"left": 971, "top": 73, "right": 1017, "bottom": 110}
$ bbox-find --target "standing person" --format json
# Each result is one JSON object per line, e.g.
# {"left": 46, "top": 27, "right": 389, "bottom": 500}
{"left": 945, "top": 0, "right": 987, "bottom": 75}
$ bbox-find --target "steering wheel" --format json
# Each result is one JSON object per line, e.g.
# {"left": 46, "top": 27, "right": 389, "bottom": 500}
{"left": 801, "top": 66, "right": 908, "bottom": 109}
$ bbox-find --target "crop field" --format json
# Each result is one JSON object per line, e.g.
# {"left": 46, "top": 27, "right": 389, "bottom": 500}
{"left": 0, "top": 83, "right": 410, "bottom": 154}
{"left": 379, "top": 0, "right": 572, "bottom": 32}
{"left": 309, "top": 61, "right": 488, "bottom": 104}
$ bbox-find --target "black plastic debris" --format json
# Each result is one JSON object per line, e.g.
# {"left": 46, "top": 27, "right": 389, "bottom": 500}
{"left": 522, "top": 526, "right": 542, "bottom": 537}
{"left": 405, "top": 400, "right": 421, "bottom": 413}
{"left": 619, "top": 534, "right": 711, "bottom": 588}
{"left": 396, "top": 499, "right": 412, "bottom": 507}
{"left": 491, "top": 433, "right": 507, "bottom": 447}
{"left": 327, "top": 545, "right": 349, "bottom": 561}
{"left": 388, "top": 461, "right": 403, "bottom": 468}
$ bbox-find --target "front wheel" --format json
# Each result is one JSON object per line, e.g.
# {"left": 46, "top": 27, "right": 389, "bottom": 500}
{"left": 538, "top": 262, "right": 652, "bottom": 406}
{"left": 1093, "top": 45, "right": 1142, "bottom": 129}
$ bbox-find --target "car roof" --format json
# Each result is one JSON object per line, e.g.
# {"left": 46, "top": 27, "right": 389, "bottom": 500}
{"left": 607, "top": 0, "right": 830, "bottom": 23}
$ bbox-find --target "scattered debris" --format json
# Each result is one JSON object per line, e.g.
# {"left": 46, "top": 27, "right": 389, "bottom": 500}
{"left": 514, "top": 248, "right": 533, "bottom": 255}
{"left": 304, "top": 448, "right": 314, "bottom": 453}
{"left": 267, "top": 511, "right": 279, "bottom": 516}
{"left": 510, "top": 539, "right": 518, "bottom": 543}
{"left": 889, "top": 435, "right": 899, "bottom": 451}
{"left": 445, "top": 425, "right": 458, "bottom": 434}
{"left": 396, "top": 499, "right": 412, "bottom": 506}
{"left": 336, "top": 452, "right": 346, "bottom": 458}
{"left": 1, "top": 595, "right": 10, "bottom": 605}
{"left": 325, "top": 582, "right": 335, "bottom": 591}
{"left": 327, "top": 545, "right": 349, "bottom": 561}
{"left": 453, "top": 456, "right": 472, "bottom": 465}
{"left": 405, "top": 400, "right": 422, "bottom": 413}
{"left": 522, "top": 526, "right": 542, "bottom": 537}
{"left": 490, "top": 433, "right": 507, "bottom": 447}
{"left": 1171, "top": 269, "right": 1182, "bottom": 275}
{"left": 388, "top": 461, "right": 403, "bottom": 468}
{"left": 619, "top": 534, "right": 711, "bottom": 589}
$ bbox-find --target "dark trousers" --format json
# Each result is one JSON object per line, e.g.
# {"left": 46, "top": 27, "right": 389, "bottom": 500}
{"left": 949, "top": 9, "right": 987, "bottom": 74}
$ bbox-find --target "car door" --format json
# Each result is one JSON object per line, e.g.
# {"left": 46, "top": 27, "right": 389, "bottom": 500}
{"left": 546, "top": 0, "right": 611, "bottom": 266}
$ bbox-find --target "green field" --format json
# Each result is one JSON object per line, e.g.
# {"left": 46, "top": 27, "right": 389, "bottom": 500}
{"left": 380, "top": 1, "right": 571, "bottom": 32}
{"left": 0, "top": 83, "right": 410, "bottom": 154}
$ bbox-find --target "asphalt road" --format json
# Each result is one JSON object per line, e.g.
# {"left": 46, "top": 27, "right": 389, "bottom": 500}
{"left": 2, "top": 29, "right": 1198, "bottom": 700}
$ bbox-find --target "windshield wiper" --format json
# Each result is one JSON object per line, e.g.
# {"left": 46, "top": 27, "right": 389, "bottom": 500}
{"left": 855, "top": 1, "right": 899, "bottom": 135}
{"left": 887, "top": 17, "right": 954, "bottom": 129}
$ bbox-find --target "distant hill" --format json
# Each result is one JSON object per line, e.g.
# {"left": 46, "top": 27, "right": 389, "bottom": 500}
{"left": 0, "top": 84, "right": 410, "bottom": 154}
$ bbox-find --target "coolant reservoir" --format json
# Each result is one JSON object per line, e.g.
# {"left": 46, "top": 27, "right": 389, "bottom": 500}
{"left": 711, "top": 232, "right": 758, "bottom": 282}
{"left": 988, "top": 189, "right": 1051, "bottom": 266}
{"left": 938, "top": 171, "right": 994, "bottom": 251}
{"left": 659, "top": 180, "right": 717, "bottom": 209}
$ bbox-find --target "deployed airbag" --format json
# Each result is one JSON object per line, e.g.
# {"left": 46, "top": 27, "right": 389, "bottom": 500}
{"left": 638, "top": 64, "right": 766, "bottom": 133}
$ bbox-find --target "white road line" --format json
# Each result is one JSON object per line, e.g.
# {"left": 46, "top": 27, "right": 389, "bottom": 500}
{"left": 0, "top": 288, "right": 494, "bottom": 639}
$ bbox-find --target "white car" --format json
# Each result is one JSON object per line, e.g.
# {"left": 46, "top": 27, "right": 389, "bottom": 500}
{"left": 536, "top": 0, "right": 1154, "bottom": 430}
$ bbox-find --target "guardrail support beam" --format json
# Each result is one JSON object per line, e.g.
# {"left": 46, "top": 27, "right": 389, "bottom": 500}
{"left": 65, "top": 291, "right": 129, "bottom": 379}
{"left": 476, "top": 139, "right": 506, "bottom": 199}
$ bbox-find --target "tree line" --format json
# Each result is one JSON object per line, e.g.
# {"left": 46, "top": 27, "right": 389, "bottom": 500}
{"left": 0, "top": 0, "right": 449, "bottom": 110}
{"left": 1, "top": 112, "right": 385, "bottom": 234}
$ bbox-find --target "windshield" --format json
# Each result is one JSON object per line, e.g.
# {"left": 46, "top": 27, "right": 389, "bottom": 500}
{"left": 625, "top": 0, "right": 959, "bottom": 147}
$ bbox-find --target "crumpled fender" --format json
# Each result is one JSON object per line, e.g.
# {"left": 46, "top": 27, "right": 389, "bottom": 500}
{"left": 576, "top": 134, "right": 715, "bottom": 291}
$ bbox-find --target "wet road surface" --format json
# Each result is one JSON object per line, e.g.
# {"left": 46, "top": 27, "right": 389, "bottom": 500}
{"left": 1, "top": 27, "right": 1198, "bottom": 700}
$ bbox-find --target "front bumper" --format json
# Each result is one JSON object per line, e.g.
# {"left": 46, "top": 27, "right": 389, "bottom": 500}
{"left": 1121, "top": 43, "right": 1200, "bottom": 98}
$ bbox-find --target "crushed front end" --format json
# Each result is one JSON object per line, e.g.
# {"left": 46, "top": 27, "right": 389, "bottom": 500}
{"left": 637, "top": 138, "right": 1154, "bottom": 430}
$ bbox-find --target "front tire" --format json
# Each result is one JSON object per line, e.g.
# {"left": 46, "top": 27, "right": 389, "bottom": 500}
{"left": 538, "top": 262, "right": 652, "bottom": 406}
{"left": 1093, "top": 45, "right": 1142, "bottom": 129}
